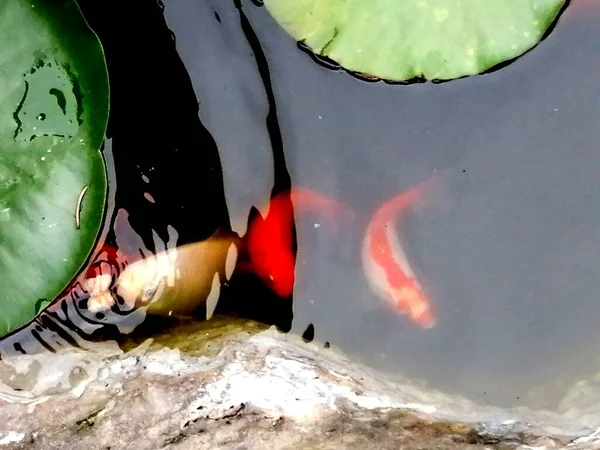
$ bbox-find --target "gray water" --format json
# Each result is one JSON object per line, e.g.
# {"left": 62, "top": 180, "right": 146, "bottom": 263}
{"left": 162, "top": 0, "right": 600, "bottom": 410}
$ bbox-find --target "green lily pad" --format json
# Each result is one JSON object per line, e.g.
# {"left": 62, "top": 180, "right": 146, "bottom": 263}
{"left": 0, "top": 0, "right": 109, "bottom": 337}
{"left": 262, "top": 0, "right": 567, "bottom": 81}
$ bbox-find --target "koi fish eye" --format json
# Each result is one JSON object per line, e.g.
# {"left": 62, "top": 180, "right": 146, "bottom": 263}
{"left": 143, "top": 285, "right": 158, "bottom": 301}
{"left": 139, "top": 276, "right": 166, "bottom": 304}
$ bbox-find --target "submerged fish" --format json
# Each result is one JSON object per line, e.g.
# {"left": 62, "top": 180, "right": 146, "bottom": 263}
{"left": 361, "top": 177, "right": 438, "bottom": 329}
{"left": 81, "top": 187, "right": 352, "bottom": 317}
{"left": 242, "top": 189, "right": 295, "bottom": 299}
{"left": 83, "top": 229, "right": 239, "bottom": 319}
{"left": 243, "top": 187, "right": 354, "bottom": 298}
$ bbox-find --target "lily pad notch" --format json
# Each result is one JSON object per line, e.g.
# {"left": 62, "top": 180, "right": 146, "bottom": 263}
{"left": 261, "top": 0, "right": 570, "bottom": 83}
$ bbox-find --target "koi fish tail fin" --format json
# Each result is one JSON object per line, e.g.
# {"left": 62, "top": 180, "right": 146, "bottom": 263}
{"left": 404, "top": 175, "right": 441, "bottom": 205}
{"left": 241, "top": 199, "right": 297, "bottom": 298}
{"left": 377, "top": 174, "right": 446, "bottom": 221}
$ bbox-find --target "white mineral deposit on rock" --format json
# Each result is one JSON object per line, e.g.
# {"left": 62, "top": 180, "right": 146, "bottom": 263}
{"left": 0, "top": 432, "right": 25, "bottom": 446}
{"left": 0, "top": 323, "right": 597, "bottom": 449}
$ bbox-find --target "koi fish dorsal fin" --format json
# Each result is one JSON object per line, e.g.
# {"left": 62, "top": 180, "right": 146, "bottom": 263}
{"left": 242, "top": 192, "right": 296, "bottom": 298}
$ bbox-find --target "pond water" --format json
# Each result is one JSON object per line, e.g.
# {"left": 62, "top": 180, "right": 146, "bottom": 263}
{"left": 157, "top": 0, "right": 600, "bottom": 411}
{"left": 2, "top": 0, "right": 600, "bottom": 420}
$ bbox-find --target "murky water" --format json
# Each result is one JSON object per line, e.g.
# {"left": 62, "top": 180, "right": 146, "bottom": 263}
{"left": 2, "top": 0, "right": 600, "bottom": 418}
{"left": 160, "top": 0, "right": 600, "bottom": 410}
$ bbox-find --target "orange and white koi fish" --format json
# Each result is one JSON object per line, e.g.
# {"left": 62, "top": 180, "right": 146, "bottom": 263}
{"left": 361, "top": 177, "right": 438, "bottom": 329}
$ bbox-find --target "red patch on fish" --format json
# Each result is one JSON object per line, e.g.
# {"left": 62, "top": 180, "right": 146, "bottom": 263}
{"left": 54, "top": 242, "right": 128, "bottom": 304}
{"left": 361, "top": 177, "right": 438, "bottom": 329}
{"left": 245, "top": 187, "right": 353, "bottom": 298}
{"left": 84, "top": 243, "right": 129, "bottom": 280}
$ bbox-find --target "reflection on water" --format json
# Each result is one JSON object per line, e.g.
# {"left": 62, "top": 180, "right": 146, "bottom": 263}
{"left": 2, "top": 0, "right": 600, "bottom": 428}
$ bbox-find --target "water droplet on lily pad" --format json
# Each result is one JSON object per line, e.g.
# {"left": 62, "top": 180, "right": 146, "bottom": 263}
{"left": 262, "top": 0, "right": 567, "bottom": 82}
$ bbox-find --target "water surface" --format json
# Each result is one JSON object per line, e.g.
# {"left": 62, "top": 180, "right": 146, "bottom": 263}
{"left": 2, "top": 0, "right": 599, "bottom": 419}
{"left": 163, "top": 0, "right": 600, "bottom": 410}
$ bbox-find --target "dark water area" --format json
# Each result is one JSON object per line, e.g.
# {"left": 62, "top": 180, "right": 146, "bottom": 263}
{"left": 76, "top": 0, "right": 295, "bottom": 332}
{"left": 2, "top": 0, "right": 600, "bottom": 415}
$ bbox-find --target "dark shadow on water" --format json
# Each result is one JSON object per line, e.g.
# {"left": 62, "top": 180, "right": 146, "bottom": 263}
{"left": 78, "top": 0, "right": 231, "bottom": 247}
{"left": 78, "top": 0, "right": 295, "bottom": 332}
{"left": 0, "top": 0, "right": 295, "bottom": 356}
